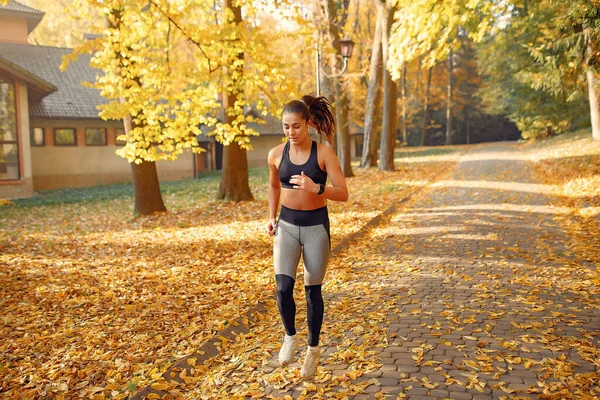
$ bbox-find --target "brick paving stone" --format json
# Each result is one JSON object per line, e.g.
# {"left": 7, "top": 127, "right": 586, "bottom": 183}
{"left": 428, "top": 389, "right": 451, "bottom": 398}
{"left": 387, "top": 345, "right": 406, "bottom": 353}
{"left": 380, "top": 370, "right": 404, "bottom": 380}
{"left": 352, "top": 394, "right": 373, "bottom": 400}
{"left": 364, "top": 370, "right": 383, "bottom": 378}
{"left": 405, "top": 388, "right": 430, "bottom": 396}
{"left": 448, "top": 392, "right": 476, "bottom": 400}
{"left": 365, "top": 384, "right": 384, "bottom": 393}
{"left": 396, "top": 364, "right": 420, "bottom": 373}
{"left": 378, "top": 377, "right": 399, "bottom": 386}
{"left": 394, "top": 358, "right": 418, "bottom": 366}
{"left": 446, "top": 384, "right": 468, "bottom": 392}
{"left": 499, "top": 374, "right": 524, "bottom": 384}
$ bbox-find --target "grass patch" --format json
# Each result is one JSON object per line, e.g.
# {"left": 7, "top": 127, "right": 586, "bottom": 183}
{"left": 395, "top": 147, "right": 459, "bottom": 159}
{"left": 4, "top": 167, "right": 271, "bottom": 210}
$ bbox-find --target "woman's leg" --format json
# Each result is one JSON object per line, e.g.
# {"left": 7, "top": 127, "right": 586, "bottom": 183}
{"left": 301, "top": 222, "right": 330, "bottom": 346}
{"left": 274, "top": 220, "right": 302, "bottom": 365}
{"left": 274, "top": 221, "right": 302, "bottom": 329}
{"left": 304, "top": 284, "right": 324, "bottom": 346}
{"left": 300, "top": 222, "right": 330, "bottom": 377}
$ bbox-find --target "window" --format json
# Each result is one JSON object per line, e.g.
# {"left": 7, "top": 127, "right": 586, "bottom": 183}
{"left": 54, "top": 128, "right": 76, "bottom": 146}
{"left": 115, "top": 128, "right": 126, "bottom": 145}
{"left": 0, "top": 79, "right": 19, "bottom": 180}
{"left": 85, "top": 128, "right": 107, "bottom": 146}
{"left": 30, "top": 127, "right": 44, "bottom": 146}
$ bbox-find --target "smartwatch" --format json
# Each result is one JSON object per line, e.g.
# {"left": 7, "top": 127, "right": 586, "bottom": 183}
{"left": 317, "top": 183, "right": 325, "bottom": 195}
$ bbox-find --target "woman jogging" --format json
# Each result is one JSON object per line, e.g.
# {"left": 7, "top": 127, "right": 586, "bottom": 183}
{"left": 266, "top": 94, "right": 349, "bottom": 378}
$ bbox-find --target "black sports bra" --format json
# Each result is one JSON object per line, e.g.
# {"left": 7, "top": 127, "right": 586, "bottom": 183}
{"left": 278, "top": 140, "right": 327, "bottom": 189}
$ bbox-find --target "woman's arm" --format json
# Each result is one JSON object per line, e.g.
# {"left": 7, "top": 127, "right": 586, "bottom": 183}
{"left": 267, "top": 148, "right": 281, "bottom": 236}
{"left": 320, "top": 145, "right": 349, "bottom": 202}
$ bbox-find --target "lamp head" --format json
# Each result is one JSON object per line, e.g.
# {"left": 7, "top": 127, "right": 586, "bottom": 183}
{"left": 340, "top": 35, "right": 355, "bottom": 59}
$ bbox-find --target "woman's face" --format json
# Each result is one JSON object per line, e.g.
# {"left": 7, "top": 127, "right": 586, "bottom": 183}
{"left": 282, "top": 112, "right": 310, "bottom": 145}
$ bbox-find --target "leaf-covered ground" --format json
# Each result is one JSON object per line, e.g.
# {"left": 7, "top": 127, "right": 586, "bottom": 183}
{"left": 127, "top": 134, "right": 600, "bottom": 400}
{"left": 0, "top": 149, "right": 459, "bottom": 399}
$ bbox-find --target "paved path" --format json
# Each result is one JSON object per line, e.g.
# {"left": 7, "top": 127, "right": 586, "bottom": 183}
{"left": 151, "top": 143, "right": 600, "bottom": 400}
{"left": 253, "top": 143, "right": 600, "bottom": 400}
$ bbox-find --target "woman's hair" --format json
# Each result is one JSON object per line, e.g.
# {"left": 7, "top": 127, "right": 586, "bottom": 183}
{"left": 282, "top": 94, "right": 336, "bottom": 144}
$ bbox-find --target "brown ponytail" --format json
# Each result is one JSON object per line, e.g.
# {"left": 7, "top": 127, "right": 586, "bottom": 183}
{"left": 282, "top": 94, "right": 336, "bottom": 144}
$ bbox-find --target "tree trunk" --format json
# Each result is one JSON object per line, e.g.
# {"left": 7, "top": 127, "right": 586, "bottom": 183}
{"left": 123, "top": 115, "right": 166, "bottom": 215}
{"left": 324, "top": 0, "right": 354, "bottom": 177}
{"left": 360, "top": 1, "right": 383, "bottom": 168}
{"left": 415, "top": 56, "right": 422, "bottom": 107}
{"left": 131, "top": 161, "right": 166, "bottom": 215}
{"left": 379, "top": 1, "right": 397, "bottom": 171}
{"left": 586, "top": 39, "right": 600, "bottom": 141}
{"left": 421, "top": 65, "right": 433, "bottom": 146}
{"left": 445, "top": 50, "right": 453, "bottom": 146}
{"left": 401, "top": 62, "right": 407, "bottom": 145}
{"left": 335, "top": 81, "right": 354, "bottom": 177}
{"left": 218, "top": 0, "right": 253, "bottom": 201}
{"left": 465, "top": 107, "right": 471, "bottom": 144}
{"left": 218, "top": 140, "right": 253, "bottom": 201}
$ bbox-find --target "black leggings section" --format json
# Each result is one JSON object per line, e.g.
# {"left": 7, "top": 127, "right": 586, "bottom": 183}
{"left": 275, "top": 274, "right": 324, "bottom": 346}
{"left": 276, "top": 274, "right": 296, "bottom": 336}
{"left": 305, "top": 284, "right": 324, "bottom": 346}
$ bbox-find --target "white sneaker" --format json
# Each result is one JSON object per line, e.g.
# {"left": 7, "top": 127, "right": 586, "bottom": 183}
{"left": 300, "top": 347, "right": 320, "bottom": 378}
{"left": 278, "top": 334, "right": 298, "bottom": 365}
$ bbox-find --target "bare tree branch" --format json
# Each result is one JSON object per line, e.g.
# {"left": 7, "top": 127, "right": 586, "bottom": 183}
{"left": 147, "top": 0, "right": 220, "bottom": 73}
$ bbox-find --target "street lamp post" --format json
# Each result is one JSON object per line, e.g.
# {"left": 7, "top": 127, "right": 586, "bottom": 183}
{"left": 315, "top": 35, "right": 355, "bottom": 97}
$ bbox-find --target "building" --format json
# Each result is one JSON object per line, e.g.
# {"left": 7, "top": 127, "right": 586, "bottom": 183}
{"left": 0, "top": 0, "right": 292, "bottom": 200}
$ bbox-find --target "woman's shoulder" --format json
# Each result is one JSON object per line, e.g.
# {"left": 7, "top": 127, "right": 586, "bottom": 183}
{"left": 315, "top": 141, "right": 335, "bottom": 157}
{"left": 268, "top": 143, "right": 286, "bottom": 161}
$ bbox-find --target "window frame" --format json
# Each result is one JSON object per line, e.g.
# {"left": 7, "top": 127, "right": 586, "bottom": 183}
{"left": 0, "top": 79, "right": 20, "bottom": 181}
{"left": 54, "top": 127, "right": 77, "bottom": 146}
{"left": 85, "top": 127, "right": 107, "bottom": 146}
{"left": 30, "top": 127, "right": 45, "bottom": 147}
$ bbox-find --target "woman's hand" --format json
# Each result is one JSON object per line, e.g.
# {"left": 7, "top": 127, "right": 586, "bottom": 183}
{"left": 266, "top": 219, "right": 277, "bottom": 236}
{"left": 289, "top": 171, "right": 318, "bottom": 193}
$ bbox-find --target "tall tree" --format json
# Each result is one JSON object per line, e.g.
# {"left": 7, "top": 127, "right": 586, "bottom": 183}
{"left": 322, "top": 0, "right": 354, "bottom": 177}
{"left": 379, "top": 1, "right": 397, "bottom": 171}
{"left": 360, "top": 0, "right": 383, "bottom": 168}
{"left": 400, "top": 62, "right": 408, "bottom": 145}
{"left": 218, "top": 0, "right": 252, "bottom": 201}
{"left": 586, "top": 28, "right": 600, "bottom": 140}
{"left": 445, "top": 48, "right": 454, "bottom": 145}
{"left": 421, "top": 65, "right": 433, "bottom": 146}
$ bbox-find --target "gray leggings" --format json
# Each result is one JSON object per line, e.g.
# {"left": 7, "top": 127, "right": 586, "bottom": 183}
{"left": 274, "top": 206, "right": 330, "bottom": 285}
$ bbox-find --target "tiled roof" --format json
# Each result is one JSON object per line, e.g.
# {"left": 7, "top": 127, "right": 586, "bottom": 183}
{"left": 0, "top": 42, "right": 106, "bottom": 119}
{"left": 0, "top": 0, "right": 44, "bottom": 15}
